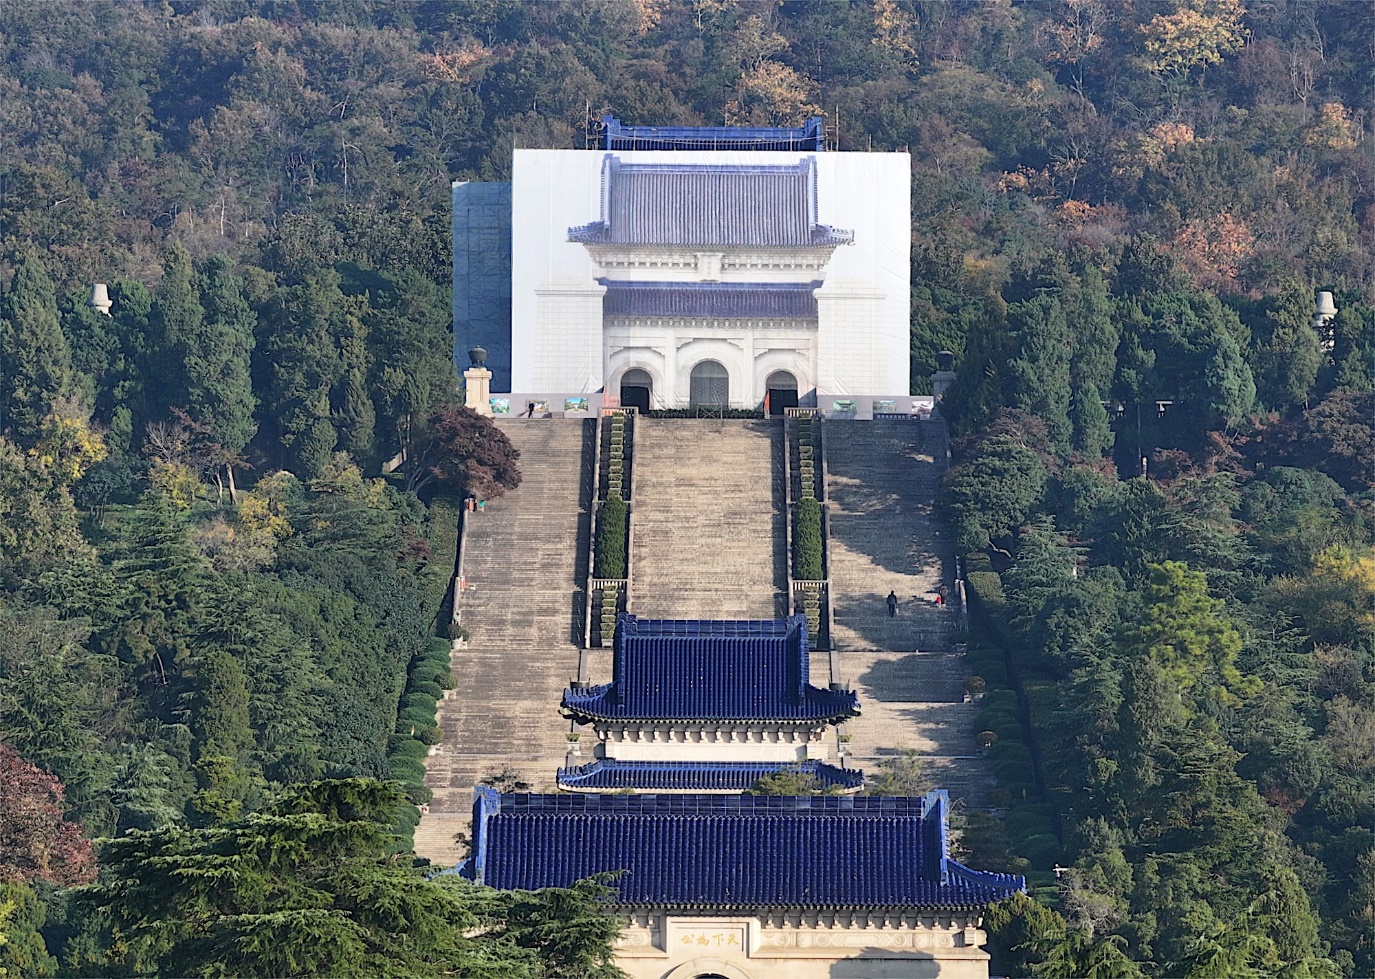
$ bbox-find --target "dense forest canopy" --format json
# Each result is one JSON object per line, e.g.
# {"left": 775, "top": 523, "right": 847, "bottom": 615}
{"left": 0, "top": 1, "right": 1371, "bottom": 976}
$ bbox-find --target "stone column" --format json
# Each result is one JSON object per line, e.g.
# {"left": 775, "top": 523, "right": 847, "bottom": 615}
{"left": 930, "top": 350, "right": 957, "bottom": 412}
{"left": 464, "top": 367, "right": 493, "bottom": 416}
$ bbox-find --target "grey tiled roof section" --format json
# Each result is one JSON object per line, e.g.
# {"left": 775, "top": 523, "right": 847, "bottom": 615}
{"left": 601, "top": 281, "right": 821, "bottom": 319}
{"left": 569, "top": 156, "right": 853, "bottom": 248}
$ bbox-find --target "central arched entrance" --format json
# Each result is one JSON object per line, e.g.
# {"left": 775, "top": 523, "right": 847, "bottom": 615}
{"left": 690, "top": 360, "right": 729, "bottom": 409}
{"left": 765, "top": 370, "right": 798, "bottom": 415}
{"left": 620, "top": 368, "right": 652, "bottom": 412}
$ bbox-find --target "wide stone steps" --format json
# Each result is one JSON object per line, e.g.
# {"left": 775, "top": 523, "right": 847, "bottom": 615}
{"left": 420, "top": 420, "right": 590, "bottom": 854}
{"left": 629, "top": 419, "right": 785, "bottom": 620}
{"left": 825, "top": 420, "right": 951, "bottom": 652}
{"left": 822, "top": 420, "right": 995, "bottom": 808}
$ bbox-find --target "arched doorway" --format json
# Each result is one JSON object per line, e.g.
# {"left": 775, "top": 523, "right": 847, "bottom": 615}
{"left": 765, "top": 370, "right": 798, "bottom": 416}
{"left": 690, "top": 360, "right": 729, "bottom": 409}
{"left": 620, "top": 368, "right": 652, "bottom": 412}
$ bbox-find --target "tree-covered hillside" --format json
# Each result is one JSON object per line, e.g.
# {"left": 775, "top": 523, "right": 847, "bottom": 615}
{"left": 0, "top": 1, "right": 1371, "bottom": 976}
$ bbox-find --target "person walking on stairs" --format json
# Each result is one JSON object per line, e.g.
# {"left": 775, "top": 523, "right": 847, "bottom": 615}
{"left": 887, "top": 590, "right": 898, "bottom": 617}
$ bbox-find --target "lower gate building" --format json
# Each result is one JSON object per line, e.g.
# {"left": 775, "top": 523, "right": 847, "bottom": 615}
{"left": 453, "top": 616, "right": 1024, "bottom": 978}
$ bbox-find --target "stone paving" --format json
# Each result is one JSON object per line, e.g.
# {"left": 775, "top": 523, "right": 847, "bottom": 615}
{"left": 824, "top": 420, "right": 993, "bottom": 808}
{"left": 417, "top": 419, "right": 591, "bottom": 866}
{"left": 629, "top": 418, "right": 786, "bottom": 620}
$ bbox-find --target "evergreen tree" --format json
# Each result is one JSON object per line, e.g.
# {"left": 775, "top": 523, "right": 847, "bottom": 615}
{"left": 260, "top": 272, "right": 347, "bottom": 474}
{"left": 146, "top": 243, "right": 204, "bottom": 417}
{"left": 1007, "top": 294, "right": 1073, "bottom": 452}
{"left": 190, "top": 256, "right": 258, "bottom": 465}
{"left": 1249, "top": 279, "right": 1323, "bottom": 411}
{"left": 0, "top": 252, "right": 76, "bottom": 443}
{"left": 1071, "top": 382, "right": 1113, "bottom": 459}
{"left": 1067, "top": 266, "right": 1119, "bottom": 396}
{"left": 337, "top": 368, "right": 376, "bottom": 464}
{"left": 79, "top": 779, "right": 624, "bottom": 978}
{"left": 190, "top": 649, "right": 253, "bottom": 762}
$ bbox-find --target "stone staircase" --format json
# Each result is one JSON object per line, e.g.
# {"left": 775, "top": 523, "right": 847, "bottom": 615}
{"left": 418, "top": 419, "right": 593, "bottom": 865}
{"left": 628, "top": 419, "right": 786, "bottom": 620}
{"left": 824, "top": 420, "right": 993, "bottom": 809}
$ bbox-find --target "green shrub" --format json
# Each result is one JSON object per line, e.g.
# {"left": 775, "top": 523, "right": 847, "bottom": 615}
{"left": 434, "top": 671, "right": 456, "bottom": 689}
{"left": 388, "top": 757, "right": 427, "bottom": 785}
{"left": 398, "top": 706, "right": 437, "bottom": 731}
{"left": 595, "top": 495, "right": 628, "bottom": 577}
{"left": 981, "top": 690, "right": 1018, "bottom": 713}
{"left": 390, "top": 738, "right": 428, "bottom": 762}
{"left": 975, "top": 705, "right": 1015, "bottom": 728}
{"left": 405, "top": 784, "right": 433, "bottom": 807}
{"left": 793, "top": 497, "right": 823, "bottom": 579}
{"left": 994, "top": 759, "right": 1036, "bottom": 788}
{"left": 415, "top": 725, "right": 443, "bottom": 746}
{"left": 401, "top": 692, "right": 437, "bottom": 713}
{"left": 407, "top": 679, "right": 444, "bottom": 701}
{"left": 1004, "top": 802, "right": 1054, "bottom": 839}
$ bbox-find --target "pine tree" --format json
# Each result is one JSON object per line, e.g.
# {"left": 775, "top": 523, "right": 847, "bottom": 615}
{"left": 0, "top": 252, "right": 76, "bottom": 443}
{"left": 260, "top": 273, "right": 347, "bottom": 473}
{"left": 337, "top": 368, "right": 376, "bottom": 464}
{"left": 1071, "top": 382, "right": 1113, "bottom": 459}
{"left": 1067, "top": 266, "right": 1119, "bottom": 396}
{"left": 80, "top": 779, "right": 624, "bottom": 978}
{"left": 1007, "top": 294, "right": 1073, "bottom": 452}
{"left": 190, "top": 256, "right": 258, "bottom": 464}
{"left": 1250, "top": 279, "right": 1323, "bottom": 410}
{"left": 147, "top": 243, "right": 204, "bottom": 417}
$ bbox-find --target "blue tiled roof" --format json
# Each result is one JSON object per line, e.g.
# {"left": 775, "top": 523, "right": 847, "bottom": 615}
{"left": 459, "top": 789, "right": 1026, "bottom": 910}
{"left": 601, "top": 281, "right": 821, "bottom": 320}
{"left": 562, "top": 616, "right": 859, "bottom": 723}
{"left": 569, "top": 156, "right": 853, "bottom": 248}
{"left": 600, "top": 115, "right": 825, "bottom": 152}
{"left": 557, "top": 760, "right": 866, "bottom": 793}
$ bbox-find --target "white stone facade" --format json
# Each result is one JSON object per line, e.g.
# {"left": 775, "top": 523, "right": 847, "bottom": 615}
{"left": 593, "top": 721, "right": 835, "bottom": 764}
{"left": 510, "top": 149, "right": 910, "bottom": 405}
{"left": 615, "top": 911, "right": 993, "bottom": 979}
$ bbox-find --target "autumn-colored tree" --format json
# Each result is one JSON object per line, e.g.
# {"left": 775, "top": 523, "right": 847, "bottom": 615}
{"left": 1140, "top": 0, "right": 1246, "bottom": 80}
{"left": 405, "top": 406, "right": 522, "bottom": 498}
{"left": 0, "top": 743, "right": 96, "bottom": 886}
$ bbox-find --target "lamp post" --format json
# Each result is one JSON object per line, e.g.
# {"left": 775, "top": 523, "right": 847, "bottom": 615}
{"left": 1109, "top": 399, "right": 1173, "bottom": 476}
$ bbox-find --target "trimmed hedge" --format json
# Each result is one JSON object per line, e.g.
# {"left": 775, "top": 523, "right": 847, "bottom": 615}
{"left": 390, "top": 738, "right": 428, "bottom": 763}
{"left": 793, "top": 497, "right": 823, "bottom": 579}
{"left": 595, "top": 495, "right": 628, "bottom": 578}
{"left": 398, "top": 706, "right": 437, "bottom": 731}
{"left": 407, "top": 679, "right": 444, "bottom": 701}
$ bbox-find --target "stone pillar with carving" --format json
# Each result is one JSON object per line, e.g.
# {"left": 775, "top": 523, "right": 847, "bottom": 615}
{"left": 930, "top": 350, "right": 957, "bottom": 416}
{"left": 464, "top": 346, "right": 493, "bottom": 416}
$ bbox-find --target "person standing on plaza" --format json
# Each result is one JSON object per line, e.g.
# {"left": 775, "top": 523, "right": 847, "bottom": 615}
{"left": 887, "top": 590, "right": 898, "bottom": 617}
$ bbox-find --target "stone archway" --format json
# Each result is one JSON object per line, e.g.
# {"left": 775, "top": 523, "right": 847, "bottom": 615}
{"left": 620, "top": 368, "right": 652, "bottom": 412}
{"left": 689, "top": 360, "right": 730, "bottom": 409}
{"left": 662, "top": 960, "right": 753, "bottom": 979}
{"left": 764, "top": 370, "right": 798, "bottom": 416}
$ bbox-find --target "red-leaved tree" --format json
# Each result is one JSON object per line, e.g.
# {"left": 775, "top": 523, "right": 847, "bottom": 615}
{"left": 0, "top": 743, "right": 97, "bottom": 885}
{"left": 405, "top": 405, "right": 522, "bottom": 498}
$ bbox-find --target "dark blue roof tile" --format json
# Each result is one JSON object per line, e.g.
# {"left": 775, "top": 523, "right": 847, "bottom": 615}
{"left": 602, "top": 281, "right": 821, "bottom": 320}
{"left": 557, "top": 760, "right": 865, "bottom": 793}
{"left": 561, "top": 615, "right": 859, "bottom": 723}
{"left": 459, "top": 789, "right": 1025, "bottom": 910}
{"left": 569, "top": 156, "right": 853, "bottom": 248}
